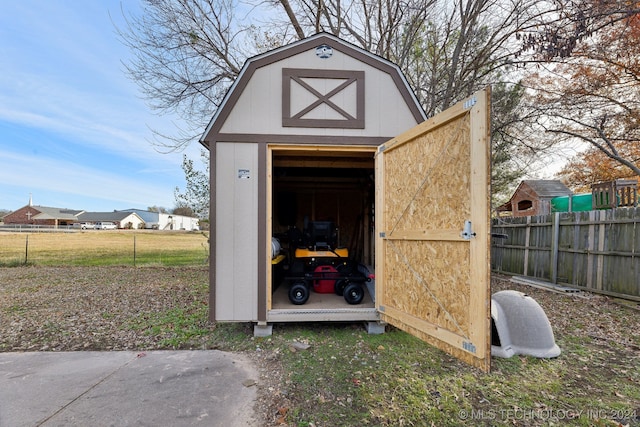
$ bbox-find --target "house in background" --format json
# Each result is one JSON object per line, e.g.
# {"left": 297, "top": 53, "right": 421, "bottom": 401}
{"left": 77, "top": 211, "right": 145, "bottom": 229}
{"left": 2, "top": 197, "right": 199, "bottom": 230}
{"left": 2, "top": 197, "right": 84, "bottom": 227}
{"left": 497, "top": 180, "right": 573, "bottom": 217}
{"left": 118, "top": 209, "right": 200, "bottom": 230}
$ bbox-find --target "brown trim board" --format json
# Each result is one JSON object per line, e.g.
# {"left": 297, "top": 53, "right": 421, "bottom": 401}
{"left": 208, "top": 144, "right": 217, "bottom": 322}
{"left": 257, "top": 142, "right": 267, "bottom": 322}
{"left": 212, "top": 133, "right": 390, "bottom": 146}
{"left": 282, "top": 68, "right": 365, "bottom": 129}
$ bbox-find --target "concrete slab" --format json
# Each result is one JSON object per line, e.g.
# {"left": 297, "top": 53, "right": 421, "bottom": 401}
{"left": 0, "top": 350, "right": 259, "bottom": 427}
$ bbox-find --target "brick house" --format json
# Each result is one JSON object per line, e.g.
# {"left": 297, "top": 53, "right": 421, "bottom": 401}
{"left": 497, "top": 180, "right": 573, "bottom": 217}
{"left": 3, "top": 203, "right": 84, "bottom": 227}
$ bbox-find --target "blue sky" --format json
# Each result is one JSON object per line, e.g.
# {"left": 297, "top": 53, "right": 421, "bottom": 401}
{"left": 0, "top": 1, "right": 202, "bottom": 212}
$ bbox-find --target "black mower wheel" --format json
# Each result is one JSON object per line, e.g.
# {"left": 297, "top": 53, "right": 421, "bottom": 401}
{"left": 334, "top": 279, "right": 348, "bottom": 296}
{"left": 343, "top": 283, "right": 364, "bottom": 305}
{"left": 288, "top": 281, "right": 309, "bottom": 305}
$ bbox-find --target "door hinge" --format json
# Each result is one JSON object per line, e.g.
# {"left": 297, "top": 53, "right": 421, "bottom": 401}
{"left": 379, "top": 232, "right": 386, "bottom": 238}
{"left": 463, "top": 341, "right": 476, "bottom": 353}
{"left": 463, "top": 96, "right": 477, "bottom": 109}
{"left": 461, "top": 220, "right": 476, "bottom": 240}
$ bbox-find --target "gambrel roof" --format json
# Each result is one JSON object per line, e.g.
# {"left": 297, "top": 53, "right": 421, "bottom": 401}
{"left": 201, "top": 32, "right": 426, "bottom": 148}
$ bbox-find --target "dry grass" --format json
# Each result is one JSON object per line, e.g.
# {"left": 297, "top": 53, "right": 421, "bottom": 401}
{"left": 0, "top": 266, "right": 211, "bottom": 351}
{"left": 0, "top": 231, "right": 209, "bottom": 266}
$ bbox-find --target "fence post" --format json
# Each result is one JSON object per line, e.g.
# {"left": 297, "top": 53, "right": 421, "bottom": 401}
{"left": 133, "top": 234, "right": 137, "bottom": 267}
{"left": 587, "top": 210, "right": 595, "bottom": 289}
{"left": 24, "top": 234, "right": 29, "bottom": 265}
{"left": 596, "top": 209, "right": 606, "bottom": 291}
{"left": 524, "top": 216, "right": 531, "bottom": 275}
{"left": 550, "top": 212, "right": 560, "bottom": 284}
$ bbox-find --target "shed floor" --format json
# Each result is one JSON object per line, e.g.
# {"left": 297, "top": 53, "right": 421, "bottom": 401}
{"left": 271, "top": 282, "right": 375, "bottom": 310}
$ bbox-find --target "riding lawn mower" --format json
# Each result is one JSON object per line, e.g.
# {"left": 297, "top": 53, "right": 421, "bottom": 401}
{"left": 282, "top": 220, "right": 373, "bottom": 305}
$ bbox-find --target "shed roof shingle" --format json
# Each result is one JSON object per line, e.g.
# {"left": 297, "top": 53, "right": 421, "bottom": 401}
{"left": 520, "top": 180, "right": 572, "bottom": 198}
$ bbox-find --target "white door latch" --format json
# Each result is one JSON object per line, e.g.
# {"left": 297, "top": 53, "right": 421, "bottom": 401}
{"left": 461, "top": 220, "right": 476, "bottom": 240}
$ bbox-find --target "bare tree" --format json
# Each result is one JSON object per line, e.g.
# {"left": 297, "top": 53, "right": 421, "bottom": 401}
{"left": 269, "top": 0, "right": 550, "bottom": 113}
{"left": 518, "top": 0, "right": 640, "bottom": 60}
{"left": 117, "top": 0, "right": 288, "bottom": 150}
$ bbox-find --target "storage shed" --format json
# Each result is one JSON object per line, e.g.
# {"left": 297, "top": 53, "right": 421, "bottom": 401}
{"left": 497, "top": 180, "right": 573, "bottom": 217}
{"left": 201, "top": 33, "right": 492, "bottom": 371}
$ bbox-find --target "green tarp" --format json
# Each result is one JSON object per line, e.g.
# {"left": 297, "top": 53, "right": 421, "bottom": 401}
{"left": 551, "top": 194, "right": 593, "bottom": 212}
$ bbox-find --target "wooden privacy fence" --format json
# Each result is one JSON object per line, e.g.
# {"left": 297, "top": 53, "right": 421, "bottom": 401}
{"left": 491, "top": 207, "right": 640, "bottom": 301}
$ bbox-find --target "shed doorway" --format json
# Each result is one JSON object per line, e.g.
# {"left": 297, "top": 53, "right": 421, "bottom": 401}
{"left": 267, "top": 145, "right": 378, "bottom": 317}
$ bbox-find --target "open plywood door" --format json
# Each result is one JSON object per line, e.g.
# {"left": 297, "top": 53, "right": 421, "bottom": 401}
{"left": 375, "top": 88, "right": 491, "bottom": 372}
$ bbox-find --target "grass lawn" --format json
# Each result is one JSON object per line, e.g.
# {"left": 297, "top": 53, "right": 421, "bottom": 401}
{"left": 212, "top": 277, "right": 640, "bottom": 426}
{"left": 0, "top": 233, "right": 638, "bottom": 426}
{"left": 0, "top": 230, "right": 209, "bottom": 266}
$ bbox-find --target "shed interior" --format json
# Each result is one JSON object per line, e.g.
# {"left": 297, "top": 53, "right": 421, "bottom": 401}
{"left": 269, "top": 147, "right": 377, "bottom": 310}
